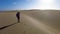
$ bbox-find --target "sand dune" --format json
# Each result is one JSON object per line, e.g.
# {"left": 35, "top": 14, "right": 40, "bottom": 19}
{"left": 0, "top": 10, "right": 60, "bottom": 34}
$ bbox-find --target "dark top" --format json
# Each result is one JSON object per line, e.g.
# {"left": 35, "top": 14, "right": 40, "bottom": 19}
{"left": 16, "top": 12, "right": 20, "bottom": 17}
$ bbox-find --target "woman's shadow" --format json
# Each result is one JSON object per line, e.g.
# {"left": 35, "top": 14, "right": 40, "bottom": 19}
{"left": 0, "top": 22, "right": 20, "bottom": 30}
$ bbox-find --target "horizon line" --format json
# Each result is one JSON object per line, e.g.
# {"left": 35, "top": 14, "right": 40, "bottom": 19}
{"left": 1, "top": 9, "right": 60, "bottom": 11}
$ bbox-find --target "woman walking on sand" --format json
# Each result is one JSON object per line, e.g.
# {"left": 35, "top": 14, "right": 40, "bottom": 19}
{"left": 16, "top": 12, "right": 20, "bottom": 23}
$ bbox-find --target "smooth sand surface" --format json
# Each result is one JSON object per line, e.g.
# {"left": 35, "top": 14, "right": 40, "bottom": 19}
{"left": 0, "top": 11, "right": 60, "bottom": 34}
{"left": 0, "top": 12, "right": 24, "bottom": 34}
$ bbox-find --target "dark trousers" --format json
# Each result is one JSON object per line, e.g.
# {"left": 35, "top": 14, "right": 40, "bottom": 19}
{"left": 17, "top": 16, "right": 20, "bottom": 22}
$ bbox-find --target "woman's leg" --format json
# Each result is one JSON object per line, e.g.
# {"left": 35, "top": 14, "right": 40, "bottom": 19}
{"left": 17, "top": 16, "right": 20, "bottom": 23}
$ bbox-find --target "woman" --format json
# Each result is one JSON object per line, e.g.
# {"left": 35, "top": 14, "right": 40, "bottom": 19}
{"left": 16, "top": 12, "right": 20, "bottom": 23}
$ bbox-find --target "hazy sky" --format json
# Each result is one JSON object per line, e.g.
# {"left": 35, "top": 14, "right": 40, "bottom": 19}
{"left": 0, "top": 0, "right": 60, "bottom": 10}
